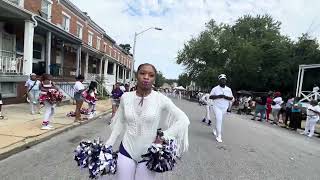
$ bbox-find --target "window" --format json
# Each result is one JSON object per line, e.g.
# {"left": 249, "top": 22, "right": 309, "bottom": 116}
{"left": 41, "top": 0, "right": 52, "bottom": 20}
{"left": 119, "top": 67, "right": 123, "bottom": 79}
{"left": 76, "top": 22, "right": 83, "bottom": 39}
{"left": 104, "top": 43, "right": 107, "bottom": 53}
{"left": 107, "top": 62, "right": 114, "bottom": 74}
{"left": 33, "top": 42, "right": 42, "bottom": 60}
{"left": 96, "top": 37, "right": 101, "bottom": 50}
{"left": 118, "top": 52, "right": 120, "bottom": 60}
{"left": 109, "top": 46, "right": 112, "bottom": 55}
{"left": 88, "top": 31, "right": 93, "bottom": 46}
{"left": 62, "top": 12, "right": 71, "bottom": 32}
{"left": 0, "top": 82, "right": 17, "bottom": 98}
{"left": 126, "top": 70, "right": 130, "bottom": 79}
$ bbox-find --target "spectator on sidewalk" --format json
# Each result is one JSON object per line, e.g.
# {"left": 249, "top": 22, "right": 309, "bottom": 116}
{"left": 25, "top": 73, "right": 41, "bottom": 115}
{"left": 289, "top": 97, "right": 302, "bottom": 131}
{"left": 111, "top": 82, "right": 124, "bottom": 118}
{"left": 266, "top": 92, "right": 273, "bottom": 122}
{"left": 74, "top": 75, "right": 85, "bottom": 122}
{"left": 271, "top": 92, "right": 283, "bottom": 125}
{"left": 301, "top": 100, "right": 320, "bottom": 137}
{"left": 283, "top": 96, "right": 294, "bottom": 127}
{"left": 40, "top": 74, "right": 59, "bottom": 130}
{"left": 251, "top": 96, "right": 267, "bottom": 121}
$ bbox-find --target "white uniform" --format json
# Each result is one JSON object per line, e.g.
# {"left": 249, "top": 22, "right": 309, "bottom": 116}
{"left": 201, "top": 93, "right": 212, "bottom": 122}
{"left": 303, "top": 104, "right": 320, "bottom": 137}
{"left": 210, "top": 85, "right": 233, "bottom": 141}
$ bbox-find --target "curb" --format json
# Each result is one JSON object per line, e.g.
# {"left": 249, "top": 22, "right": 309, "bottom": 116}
{"left": 0, "top": 109, "right": 112, "bottom": 161}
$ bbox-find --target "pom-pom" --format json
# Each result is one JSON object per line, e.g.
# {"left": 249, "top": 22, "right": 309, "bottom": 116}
{"left": 141, "top": 139, "right": 178, "bottom": 173}
{"left": 74, "top": 139, "right": 117, "bottom": 179}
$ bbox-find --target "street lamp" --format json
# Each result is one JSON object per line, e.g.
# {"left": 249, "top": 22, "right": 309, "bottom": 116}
{"left": 130, "top": 27, "right": 162, "bottom": 85}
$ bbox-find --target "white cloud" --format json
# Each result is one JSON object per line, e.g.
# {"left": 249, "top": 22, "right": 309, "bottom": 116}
{"left": 70, "top": 0, "right": 320, "bottom": 79}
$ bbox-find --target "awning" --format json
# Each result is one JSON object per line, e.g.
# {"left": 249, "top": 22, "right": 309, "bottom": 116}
{"left": 0, "top": 1, "right": 32, "bottom": 21}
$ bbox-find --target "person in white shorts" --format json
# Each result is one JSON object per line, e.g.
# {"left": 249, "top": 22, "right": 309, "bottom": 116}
{"left": 209, "top": 74, "right": 234, "bottom": 143}
{"left": 301, "top": 100, "right": 320, "bottom": 137}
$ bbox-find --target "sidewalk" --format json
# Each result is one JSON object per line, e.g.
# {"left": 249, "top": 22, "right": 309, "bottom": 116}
{"left": 0, "top": 99, "right": 112, "bottom": 160}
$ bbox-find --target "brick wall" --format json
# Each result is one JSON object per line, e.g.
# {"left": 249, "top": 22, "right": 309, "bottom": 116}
{"left": 23, "top": 0, "right": 132, "bottom": 69}
{"left": 24, "top": 0, "right": 41, "bottom": 14}
{"left": 3, "top": 82, "right": 27, "bottom": 104}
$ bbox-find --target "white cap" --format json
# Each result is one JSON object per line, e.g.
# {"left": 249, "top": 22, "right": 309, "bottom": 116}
{"left": 30, "top": 73, "right": 36, "bottom": 76}
{"left": 218, "top": 74, "right": 227, "bottom": 80}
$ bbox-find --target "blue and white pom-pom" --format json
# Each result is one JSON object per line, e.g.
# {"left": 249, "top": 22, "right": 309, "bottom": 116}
{"left": 74, "top": 139, "right": 117, "bottom": 179}
{"left": 141, "top": 133, "right": 178, "bottom": 173}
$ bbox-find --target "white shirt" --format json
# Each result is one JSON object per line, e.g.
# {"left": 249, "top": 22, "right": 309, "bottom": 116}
{"left": 74, "top": 81, "right": 85, "bottom": 93}
{"left": 271, "top": 97, "right": 283, "bottom": 109}
{"left": 307, "top": 104, "right": 320, "bottom": 121}
{"left": 105, "top": 91, "right": 190, "bottom": 162}
{"left": 210, "top": 85, "right": 233, "bottom": 109}
{"left": 25, "top": 79, "right": 40, "bottom": 91}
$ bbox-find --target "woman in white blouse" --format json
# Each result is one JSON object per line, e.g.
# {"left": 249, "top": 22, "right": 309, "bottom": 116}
{"left": 105, "top": 63, "right": 190, "bottom": 180}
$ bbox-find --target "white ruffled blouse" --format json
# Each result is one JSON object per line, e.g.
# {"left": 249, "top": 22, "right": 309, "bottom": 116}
{"left": 105, "top": 91, "right": 190, "bottom": 162}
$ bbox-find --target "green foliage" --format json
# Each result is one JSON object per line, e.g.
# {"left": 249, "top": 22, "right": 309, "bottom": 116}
{"left": 177, "top": 73, "right": 190, "bottom": 88}
{"left": 177, "top": 14, "right": 320, "bottom": 94}
{"left": 119, "top": 44, "right": 132, "bottom": 54}
{"left": 155, "top": 71, "right": 166, "bottom": 87}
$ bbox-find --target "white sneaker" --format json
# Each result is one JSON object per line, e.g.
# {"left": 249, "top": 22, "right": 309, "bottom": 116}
{"left": 47, "top": 124, "right": 54, "bottom": 128}
{"left": 216, "top": 136, "right": 223, "bottom": 143}
{"left": 307, "top": 134, "right": 313, "bottom": 138}
{"left": 300, "top": 131, "right": 307, "bottom": 135}
{"left": 41, "top": 125, "right": 53, "bottom": 130}
{"left": 212, "top": 129, "right": 217, "bottom": 137}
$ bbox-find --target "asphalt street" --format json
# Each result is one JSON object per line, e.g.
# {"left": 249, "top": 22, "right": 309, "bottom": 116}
{"left": 0, "top": 98, "right": 320, "bottom": 180}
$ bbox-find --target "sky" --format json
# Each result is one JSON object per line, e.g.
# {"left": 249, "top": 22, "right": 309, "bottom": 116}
{"left": 69, "top": 0, "right": 320, "bottom": 79}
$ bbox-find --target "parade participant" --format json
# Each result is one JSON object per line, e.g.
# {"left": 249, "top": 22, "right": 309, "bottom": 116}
{"left": 39, "top": 74, "right": 60, "bottom": 130}
{"left": 74, "top": 75, "right": 85, "bottom": 122}
{"left": 201, "top": 91, "right": 212, "bottom": 125}
{"left": 209, "top": 74, "right": 234, "bottom": 143}
{"left": 301, "top": 100, "right": 320, "bottom": 137}
{"left": 289, "top": 97, "right": 302, "bottom": 130}
{"left": 25, "top": 73, "right": 41, "bottom": 115}
{"left": 271, "top": 92, "right": 283, "bottom": 125}
{"left": 125, "top": 84, "right": 130, "bottom": 92}
{"left": 111, "top": 82, "right": 124, "bottom": 118}
{"left": 266, "top": 92, "right": 273, "bottom": 121}
{"left": 82, "top": 81, "right": 98, "bottom": 119}
{"left": 105, "top": 63, "right": 189, "bottom": 180}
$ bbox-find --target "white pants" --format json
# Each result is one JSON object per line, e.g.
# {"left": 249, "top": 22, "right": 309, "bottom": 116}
{"left": 213, "top": 106, "right": 228, "bottom": 138}
{"left": 44, "top": 101, "right": 55, "bottom": 122}
{"left": 204, "top": 105, "right": 211, "bottom": 121}
{"left": 304, "top": 117, "right": 319, "bottom": 137}
{"left": 114, "top": 153, "right": 156, "bottom": 180}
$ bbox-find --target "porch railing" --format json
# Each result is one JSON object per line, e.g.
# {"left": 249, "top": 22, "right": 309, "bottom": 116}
{"left": 0, "top": 55, "right": 23, "bottom": 75}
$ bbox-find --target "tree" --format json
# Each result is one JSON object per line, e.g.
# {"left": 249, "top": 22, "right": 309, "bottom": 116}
{"left": 119, "top": 44, "right": 132, "bottom": 54}
{"left": 155, "top": 71, "right": 166, "bottom": 87}
{"left": 177, "top": 73, "right": 190, "bottom": 88}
